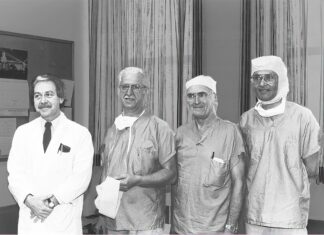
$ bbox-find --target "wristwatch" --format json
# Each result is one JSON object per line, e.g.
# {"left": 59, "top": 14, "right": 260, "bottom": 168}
{"left": 48, "top": 196, "right": 58, "bottom": 209}
{"left": 225, "top": 224, "right": 238, "bottom": 233}
{"left": 48, "top": 199, "right": 55, "bottom": 209}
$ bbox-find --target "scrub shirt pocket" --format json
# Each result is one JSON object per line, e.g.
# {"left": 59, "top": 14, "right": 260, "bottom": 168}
{"left": 133, "top": 141, "right": 157, "bottom": 175}
{"left": 203, "top": 157, "right": 228, "bottom": 188}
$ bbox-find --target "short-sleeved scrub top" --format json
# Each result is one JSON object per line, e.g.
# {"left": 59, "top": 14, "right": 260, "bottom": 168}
{"left": 172, "top": 117, "right": 245, "bottom": 234}
{"left": 239, "top": 101, "right": 320, "bottom": 229}
{"left": 100, "top": 112, "right": 176, "bottom": 231}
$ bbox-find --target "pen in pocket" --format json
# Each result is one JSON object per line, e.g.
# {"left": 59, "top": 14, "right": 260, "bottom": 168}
{"left": 211, "top": 152, "right": 214, "bottom": 159}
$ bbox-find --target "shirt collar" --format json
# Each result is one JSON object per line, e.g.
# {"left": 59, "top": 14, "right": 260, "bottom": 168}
{"left": 39, "top": 111, "right": 64, "bottom": 133}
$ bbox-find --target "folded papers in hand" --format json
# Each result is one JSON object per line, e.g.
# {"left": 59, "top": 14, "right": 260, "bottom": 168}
{"left": 94, "top": 176, "right": 123, "bottom": 219}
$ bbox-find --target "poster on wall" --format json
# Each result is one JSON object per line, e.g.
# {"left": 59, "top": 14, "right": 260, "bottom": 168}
{"left": 0, "top": 47, "right": 28, "bottom": 80}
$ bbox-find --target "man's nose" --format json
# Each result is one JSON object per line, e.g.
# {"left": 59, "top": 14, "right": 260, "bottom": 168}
{"left": 40, "top": 95, "right": 47, "bottom": 103}
{"left": 194, "top": 94, "right": 200, "bottom": 104}
{"left": 259, "top": 78, "right": 266, "bottom": 86}
{"left": 126, "top": 86, "right": 134, "bottom": 95}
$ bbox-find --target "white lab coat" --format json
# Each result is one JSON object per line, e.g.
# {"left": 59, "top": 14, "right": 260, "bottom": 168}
{"left": 7, "top": 113, "right": 94, "bottom": 235}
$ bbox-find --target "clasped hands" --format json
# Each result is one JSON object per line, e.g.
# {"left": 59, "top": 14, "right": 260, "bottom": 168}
{"left": 24, "top": 195, "right": 54, "bottom": 223}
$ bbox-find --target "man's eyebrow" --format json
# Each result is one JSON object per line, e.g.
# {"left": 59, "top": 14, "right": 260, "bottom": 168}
{"left": 34, "top": 91, "right": 55, "bottom": 95}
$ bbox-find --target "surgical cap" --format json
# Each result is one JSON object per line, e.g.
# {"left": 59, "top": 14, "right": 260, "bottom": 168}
{"left": 186, "top": 75, "right": 217, "bottom": 93}
{"left": 251, "top": 55, "right": 289, "bottom": 104}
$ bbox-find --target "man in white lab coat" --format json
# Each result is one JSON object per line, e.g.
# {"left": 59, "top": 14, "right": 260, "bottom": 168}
{"left": 7, "top": 74, "right": 94, "bottom": 234}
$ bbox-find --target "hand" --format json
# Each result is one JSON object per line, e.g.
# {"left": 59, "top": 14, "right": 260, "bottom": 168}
{"left": 224, "top": 228, "right": 235, "bottom": 234}
{"left": 115, "top": 174, "right": 141, "bottom": 192}
{"left": 94, "top": 216, "right": 106, "bottom": 234}
{"left": 25, "top": 195, "right": 53, "bottom": 222}
{"left": 224, "top": 224, "right": 238, "bottom": 234}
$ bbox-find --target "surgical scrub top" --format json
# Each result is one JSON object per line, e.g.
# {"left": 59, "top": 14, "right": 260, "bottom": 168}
{"left": 100, "top": 112, "right": 176, "bottom": 231}
{"left": 239, "top": 101, "right": 320, "bottom": 229}
{"left": 172, "top": 117, "right": 245, "bottom": 233}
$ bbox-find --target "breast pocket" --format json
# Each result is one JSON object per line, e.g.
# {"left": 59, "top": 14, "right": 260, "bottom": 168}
{"left": 132, "top": 141, "right": 157, "bottom": 175}
{"left": 203, "top": 157, "right": 229, "bottom": 188}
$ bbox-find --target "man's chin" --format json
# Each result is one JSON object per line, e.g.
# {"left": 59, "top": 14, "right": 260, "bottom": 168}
{"left": 37, "top": 110, "right": 50, "bottom": 118}
{"left": 122, "top": 104, "right": 137, "bottom": 111}
{"left": 257, "top": 96, "right": 272, "bottom": 102}
{"left": 122, "top": 100, "right": 136, "bottom": 107}
{"left": 192, "top": 112, "right": 207, "bottom": 119}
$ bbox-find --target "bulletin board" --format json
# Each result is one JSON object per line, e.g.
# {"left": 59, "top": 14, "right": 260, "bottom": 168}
{"left": 0, "top": 31, "right": 74, "bottom": 161}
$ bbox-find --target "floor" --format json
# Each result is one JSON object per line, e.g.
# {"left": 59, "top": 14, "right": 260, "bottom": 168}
{"left": 0, "top": 204, "right": 324, "bottom": 234}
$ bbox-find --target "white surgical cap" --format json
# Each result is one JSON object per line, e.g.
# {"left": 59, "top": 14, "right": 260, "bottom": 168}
{"left": 186, "top": 75, "right": 217, "bottom": 93}
{"left": 251, "top": 55, "right": 289, "bottom": 104}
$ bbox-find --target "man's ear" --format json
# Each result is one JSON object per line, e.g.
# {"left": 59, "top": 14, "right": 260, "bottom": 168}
{"left": 59, "top": 98, "right": 64, "bottom": 104}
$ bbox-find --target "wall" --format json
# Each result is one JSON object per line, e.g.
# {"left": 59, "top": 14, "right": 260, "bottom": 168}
{"left": 202, "top": 0, "right": 242, "bottom": 123}
{"left": 0, "top": 0, "right": 89, "bottom": 207}
{"left": 0, "top": 0, "right": 89, "bottom": 127}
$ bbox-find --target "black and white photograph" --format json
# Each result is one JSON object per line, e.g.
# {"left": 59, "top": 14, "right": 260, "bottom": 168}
{"left": 0, "top": 0, "right": 324, "bottom": 235}
{"left": 0, "top": 48, "right": 27, "bottom": 80}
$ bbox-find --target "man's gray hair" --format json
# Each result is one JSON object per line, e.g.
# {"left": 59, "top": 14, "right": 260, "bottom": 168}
{"left": 118, "top": 67, "right": 149, "bottom": 87}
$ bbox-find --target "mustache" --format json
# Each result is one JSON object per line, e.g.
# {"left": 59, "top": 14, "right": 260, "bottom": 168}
{"left": 38, "top": 103, "right": 52, "bottom": 109}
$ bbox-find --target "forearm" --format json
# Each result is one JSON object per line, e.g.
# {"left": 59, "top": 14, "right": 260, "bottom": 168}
{"left": 8, "top": 156, "right": 32, "bottom": 206}
{"left": 304, "top": 152, "right": 319, "bottom": 179}
{"left": 226, "top": 179, "right": 244, "bottom": 226}
{"left": 137, "top": 167, "right": 176, "bottom": 188}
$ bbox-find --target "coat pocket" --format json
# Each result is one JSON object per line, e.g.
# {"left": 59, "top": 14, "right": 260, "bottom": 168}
{"left": 203, "top": 157, "right": 228, "bottom": 188}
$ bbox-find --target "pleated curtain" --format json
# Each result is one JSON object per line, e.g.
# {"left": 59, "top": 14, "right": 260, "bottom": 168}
{"left": 89, "top": 0, "right": 202, "bottom": 154}
{"left": 319, "top": 0, "right": 324, "bottom": 175}
{"left": 240, "top": 0, "right": 307, "bottom": 111}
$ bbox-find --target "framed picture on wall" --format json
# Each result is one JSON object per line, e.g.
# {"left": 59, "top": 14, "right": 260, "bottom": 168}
{"left": 0, "top": 30, "right": 74, "bottom": 162}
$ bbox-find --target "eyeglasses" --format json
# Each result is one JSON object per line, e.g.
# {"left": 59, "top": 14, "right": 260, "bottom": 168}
{"left": 187, "top": 92, "right": 210, "bottom": 101}
{"left": 250, "top": 73, "right": 277, "bottom": 86}
{"left": 119, "top": 84, "right": 146, "bottom": 92}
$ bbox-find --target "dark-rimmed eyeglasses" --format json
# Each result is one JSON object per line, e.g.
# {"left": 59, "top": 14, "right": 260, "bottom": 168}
{"left": 119, "top": 84, "right": 146, "bottom": 92}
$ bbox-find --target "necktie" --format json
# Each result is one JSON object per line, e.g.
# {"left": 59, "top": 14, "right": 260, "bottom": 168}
{"left": 43, "top": 122, "right": 52, "bottom": 152}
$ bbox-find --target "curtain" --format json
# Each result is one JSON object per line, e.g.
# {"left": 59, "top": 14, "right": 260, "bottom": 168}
{"left": 89, "top": 0, "right": 202, "bottom": 154}
{"left": 240, "top": 0, "right": 308, "bottom": 111}
{"left": 319, "top": 0, "right": 324, "bottom": 181}
{"left": 320, "top": 0, "right": 324, "bottom": 131}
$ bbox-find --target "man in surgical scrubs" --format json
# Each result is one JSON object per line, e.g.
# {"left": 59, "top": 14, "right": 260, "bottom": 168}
{"left": 239, "top": 56, "right": 320, "bottom": 235}
{"left": 172, "top": 75, "right": 245, "bottom": 234}
{"left": 97, "top": 67, "right": 177, "bottom": 234}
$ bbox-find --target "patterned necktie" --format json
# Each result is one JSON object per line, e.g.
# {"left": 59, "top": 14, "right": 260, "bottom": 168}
{"left": 43, "top": 122, "right": 52, "bottom": 152}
